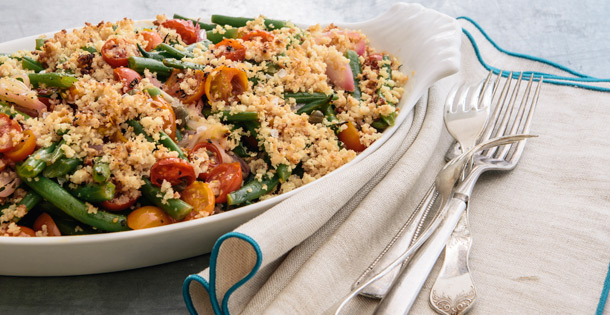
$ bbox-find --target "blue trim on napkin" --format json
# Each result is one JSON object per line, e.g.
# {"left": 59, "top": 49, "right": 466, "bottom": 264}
{"left": 458, "top": 17, "right": 610, "bottom": 92}
{"left": 183, "top": 232, "right": 262, "bottom": 315}
{"left": 597, "top": 263, "right": 610, "bottom": 315}
{"left": 459, "top": 16, "right": 610, "bottom": 312}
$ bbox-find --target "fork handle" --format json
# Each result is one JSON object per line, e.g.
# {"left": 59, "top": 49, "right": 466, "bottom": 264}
{"left": 374, "top": 197, "right": 467, "bottom": 315}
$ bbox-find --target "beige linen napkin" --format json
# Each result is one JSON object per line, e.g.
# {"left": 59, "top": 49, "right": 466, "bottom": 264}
{"left": 184, "top": 17, "right": 610, "bottom": 314}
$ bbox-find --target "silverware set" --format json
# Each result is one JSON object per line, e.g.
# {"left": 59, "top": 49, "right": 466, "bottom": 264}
{"left": 335, "top": 71, "right": 543, "bottom": 315}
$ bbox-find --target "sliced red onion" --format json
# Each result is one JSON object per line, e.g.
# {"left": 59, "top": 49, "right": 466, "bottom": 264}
{"left": 0, "top": 171, "right": 21, "bottom": 198}
{"left": 0, "top": 77, "right": 46, "bottom": 116}
{"left": 230, "top": 153, "right": 250, "bottom": 179}
{"left": 325, "top": 53, "right": 355, "bottom": 92}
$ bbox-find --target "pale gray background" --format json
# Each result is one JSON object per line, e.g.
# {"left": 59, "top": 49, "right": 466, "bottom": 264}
{"left": 0, "top": 0, "right": 608, "bottom": 314}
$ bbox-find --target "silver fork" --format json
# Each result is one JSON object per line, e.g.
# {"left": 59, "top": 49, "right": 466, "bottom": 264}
{"left": 352, "top": 75, "right": 493, "bottom": 298}
{"left": 373, "top": 72, "right": 543, "bottom": 314}
{"left": 429, "top": 73, "right": 494, "bottom": 315}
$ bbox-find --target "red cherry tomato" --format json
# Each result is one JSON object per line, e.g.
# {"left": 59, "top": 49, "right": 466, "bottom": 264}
{"left": 212, "top": 39, "right": 246, "bottom": 61}
{"left": 0, "top": 113, "right": 22, "bottom": 153}
{"left": 241, "top": 30, "right": 275, "bottom": 42}
{"left": 141, "top": 31, "right": 162, "bottom": 51}
{"left": 113, "top": 67, "right": 142, "bottom": 93}
{"left": 204, "top": 66, "right": 248, "bottom": 103}
{"left": 101, "top": 38, "right": 130, "bottom": 67}
{"left": 1, "top": 225, "right": 35, "bottom": 237}
{"left": 33, "top": 212, "right": 61, "bottom": 236}
{"left": 150, "top": 157, "right": 196, "bottom": 187}
{"left": 338, "top": 121, "right": 367, "bottom": 152}
{"left": 205, "top": 162, "right": 242, "bottom": 203}
{"left": 4, "top": 129, "right": 36, "bottom": 162}
{"left": 190, "top": 142, "right": 223, "bottom": 180}
{"left": 100, "top": 192, "right": 139, "bottom": 212}
{"left": 127, "top": 206, "right": 171, "bottom": 230}
{"left": 181, "top": 181, "right": 215, "bottom": 220}
{"left": 162, "top": 69, "right": 206, "bottom": 104}
{"left": 161, "top": 19, "right": 198, "bottom": 45}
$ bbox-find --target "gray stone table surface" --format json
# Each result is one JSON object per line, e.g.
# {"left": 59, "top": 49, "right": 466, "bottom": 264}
{"left": 0, "top": 0, "right": 608, "bottom": 314}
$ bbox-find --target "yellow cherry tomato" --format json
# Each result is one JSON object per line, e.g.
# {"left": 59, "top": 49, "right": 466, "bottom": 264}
{"left": 127, "top": 206, "right": 171, "bottom": 230}
{"left": 180, "top": 181, "right": 215, "bottom": 221}
{"left": 204, "top": 66, "right": 248, "bottom": 103}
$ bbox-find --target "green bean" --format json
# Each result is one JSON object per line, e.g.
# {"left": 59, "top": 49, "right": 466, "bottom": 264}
{"left": 127, "top": 120, "right": 187, "bottom": 160}
{"left": 276, "top": 164, "right": 291, "bottom": 182}
{"left": 136, "top": 44, "right": 167, "bottom": 61}
{"left": 92, "top": 160, "right": 111, "bottom": 183}
{"left": 346, "top": 50, "right": 362, "bottom": 101}
{"left": 20, "top": 175, "right": 129, "bottom": 232}
{"left": 242, "top": 120, "right": 260, "bottom": 138}
{"left": 16, "top": 143, "right": 58, "bottom": 178}
{"left": 283, "top": 92, "right": 330, "bottom": 104}
{"left": 140, "top": 178, "right": 192, "bottom": 220}
{"left": 154, "top": 43, "right": 193, "bottom": 59}
{"left": 21, "top": 57, "right": 44, "bottom": 73}
{"left": 205, "top": 28, "right": 238, "bottom": 44}
{"left": 227, "top": 174, "right": 279, "bottom": 206}
{"left": 0, "top": 191, "right": 42, "bottom": 223}
{"left": 211, "top": 14, "right": 287, "bottom": 30}
{"left": 372, "top": 55, "right": 397, "bottom": 131}
{"left": 28, "top": 73, "right": 78, "bottom": 89}
{"left": 158, "top": 131, "right": 187, "bottom": 160}
{"left": 127, "top": 56, "right": 172, "bottom": 79}
{"left": 232, "top": 143, "right": 249, "bottom": 158}
{"left": 219, "top": 110, "right": 258, "bottom": 122}
{"left": 296, "top": 98, "right": 330, "bottom": 115}
{"left": 48, "top": 139, "right": 66, "bottom": 164}
{"left": 173, "top": 14, "right": 217, "bottom": 31}
{"left": 322, "top": 103, "right": 337, "bottom": 123}
{"left": 70, "top": 182, "right": 116, "bottom": 203}
{"left": 0, "top": 102, "right": 30, "bottom": 119}
{"left": 80, "top": 46, "right": 97, "bottom": 54}
{"left": 35, "top": 38, "right": 45, "bottom": 50}
{"left": 162, "top": 58, "right": 205, "bottom": 71}
{"left": 42, "top": 158, "right": 82, "bottom": 178}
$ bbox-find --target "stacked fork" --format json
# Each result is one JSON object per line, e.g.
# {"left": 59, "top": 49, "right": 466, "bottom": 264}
{"left": 334, "top": 71, "right": 543, "bottom": 315}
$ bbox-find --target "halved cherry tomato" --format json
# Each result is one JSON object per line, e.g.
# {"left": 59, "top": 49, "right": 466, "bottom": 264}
{"left": 150, "top": 157, "right": 196, "bottom": 187}
{"left": 162, "top": 19, "right": 198, "bottom": 45}
{"left": 100, "top": 192, "right": 139, "bottom": 212}
{"left": 181, "top": 181, "right": 215, "bottom": 220}
{"left": 206, "top": 162, "right": 242, "bottom": 203}
{"left": 5, "top": 129, "right": 36, "bottom": 162}
{"left": 141, "top": 31, "right": 162, "bottom": 51}
{"left": 33, "top": 212, "right": 61, "bottom": 236}
{"left": 0, "top": 113, "right": 22, "bottom": 153}
{"left": 113, "top": 67, "right": 142, "bottom": 93}
{"left": 241, "top": 30, "right": 275, "bottom": 42}
{"left": 338, "top": 121, "right": 367, "bottom": 152}
{"left": 190, "top": 142, "right": 223, "bottom": 180}
{"left": 1, "top": 225, "right": 36, "bottom": 237}
{"left": 127, "top": 206, "right": 171, "bottom": 230}
{"left": 163, "top": 69, "right": 206, "bottom": 104}
{"left": 101, "top": 38, "right": 130, "bottom": 67}
{"left": 213, "top": 39, "right": 246, "bottom": 62}
{"left": 147, "top": 93, "right": 177, "bottom": 140}
{"left": 204, "top": 66, "right": 248, "bottom": 103}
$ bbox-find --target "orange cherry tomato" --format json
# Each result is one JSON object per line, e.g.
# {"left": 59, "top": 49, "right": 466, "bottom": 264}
{"left": 206, "top": 162, "right": 242, "bottom": 204}
{"left": 162, "top": 19, "right": 198, "bottom": 45}
{"left": 204, "top": 66, "right": 248, "bottom": 103}
{"left": 141, "top": 31, "right": 162, "bottom": 51}
{"left": 1, "top": 225, "right": 36, "bottom": 237}
{"left": 241, "top": 30, "right": 275, "bottom": 42}
{"left": 0, "top": 113, "right": 22, "bottom": 153}
{"left": 4, "top": 129, "right": 36, "bottom": 162}
{"left": 162, "top": 69, "right": 206, "bottom": 104}
{"left": 113, "top": 67, "right": 142, "bottom": 93}
{"left": 33, "top": 212, "right": 61, "bottom": 236}
{"left": 100, "top": 192, "right": 138, "bottom": 212}
{"left": 190, "top": 142, "right": 223, "bottom": 180}
{"left": 127, "top": 206, "right": 171, "bottom": 230}
{"left": 181, "top": 181, "right": 215, "bottom": 220}
{"left": 101, "top": 38, "right": 131, "bottom": 67}
{"left": 147, "top": 93, "right": 177, "bottom": 140}
{"left": 338, "top": 121, "right": 367, "bottom": 152}
{"left": 212, "top": 39, "right": 246, "bottom": 62}
{"left": 150, "top": 157, "right": 196, "bottom": 187}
